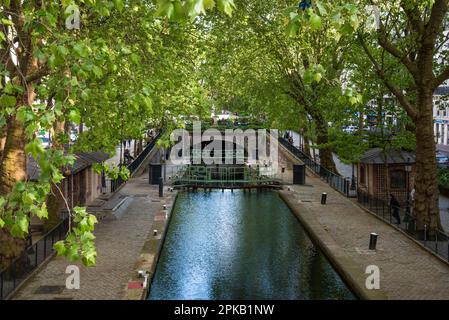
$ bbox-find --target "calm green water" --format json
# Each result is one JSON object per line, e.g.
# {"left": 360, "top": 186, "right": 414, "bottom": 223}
{"left": 148, "top": 190, "right": 355, "bottom": 300}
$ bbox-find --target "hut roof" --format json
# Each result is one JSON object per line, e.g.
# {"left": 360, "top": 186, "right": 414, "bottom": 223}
{"left": 27, "top": 152, "right": 110, "bottom": 181}
{"left": 360, "top": 148, "right": 416, "bottom": 165}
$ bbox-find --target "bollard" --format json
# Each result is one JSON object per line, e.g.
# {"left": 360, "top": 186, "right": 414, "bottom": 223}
{"left": 321, "top": 192, "right": 327, "bottom": 205}
{"left": 369, "top": 233, "right": 378, "bottom": 250}
{"left": 153, "top": 230, "right": 158, "bottom": 236}
{"left": 447, "top": 241, "right": 449, "bottom": 263}
{"left": 163, "top": 204, "right": 167, "bottom": 210}
{"left": 159, "top": 177, "right": 163, "bottom": 197}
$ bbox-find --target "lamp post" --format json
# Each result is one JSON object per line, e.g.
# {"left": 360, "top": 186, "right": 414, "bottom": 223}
{"left": 351, "top": 163, "right": 356, "bottom": 191}
{"left": 405, "top": 157, "right": 412, "bottom": 215}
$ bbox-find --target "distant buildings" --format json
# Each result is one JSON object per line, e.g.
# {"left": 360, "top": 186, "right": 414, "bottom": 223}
{"left": 362, "top": 86, "right": 449, "bottom": 146}
{"left": 433, "top": 86, "right": 449, "bottom": 145}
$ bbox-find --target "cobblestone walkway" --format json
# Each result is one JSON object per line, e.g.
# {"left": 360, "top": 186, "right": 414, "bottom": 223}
{"left": 282, "top": 172, "right": 449, "bottom": 299}
{"left": 13, "top": 174, "right": 175, "bottom": 300}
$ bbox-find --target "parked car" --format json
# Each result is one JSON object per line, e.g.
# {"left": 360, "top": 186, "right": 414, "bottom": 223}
{"left": 69, "top": 130, "right": 78, "bottom": 142}
{"left": 38, "top": 136, "right": 50, "bottom": 149}
{"left": 342, "top": 125, "right": 357, "bottom": 134}
{"left": 436, "top": 153, "right": 449, "bottom": 164}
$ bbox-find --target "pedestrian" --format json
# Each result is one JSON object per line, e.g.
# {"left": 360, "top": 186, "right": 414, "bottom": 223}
{"left": 124, "top": 149, "right": 134, "bottom": 164}
{"left": 390, "top": 194, "right": 401, "bottom": 224}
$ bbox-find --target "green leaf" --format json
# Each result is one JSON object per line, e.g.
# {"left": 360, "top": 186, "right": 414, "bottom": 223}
{"left": 25, "top": 139, "right": 45, "bottom": 159}
{"left": 88, "top": 214, "right": 98, "bottom": 226}
{"left": 310, "top": 13, "right": 322, "bottom": 31}
{"left": 37, "top": 203, "right": 49, "bottom": 219}
{"left": 68, "top": 109, "right": 81, "bottom": 124}
{"left": 217, "top": 0, "right": 235, "bottom": 17}
{"left": 316, "top": 2, "right": 328, "bottom": 16}
{"left": 54, "top": 241, "right": 67, "bottom": 256}
{"left": 157, "top": 0, "right": 175, "bottom": 19}
{"left": 16, "top": 214, "right": 29, "bottom": 233}
{"left": 114, "top": 0, "right": 124, "bottom": 12}
{"left": 204, "top": 0, "right": 215, "bottom": 10}
{"left": 67, "top": 244, "right": 81, "bottom": 261}
{"left": 22, "top": 192, "right": 36, "bottom": 205}
{"left": 0, "top": 95, "right": 16, "bottom": 108}
{"left": 287, "top": 22, "right": 299, "bottom": 38}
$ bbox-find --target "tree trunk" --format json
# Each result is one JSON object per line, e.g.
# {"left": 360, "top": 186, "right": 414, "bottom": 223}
{"left": 300, "top": 127, "right": 311, "bottom": 157}
{"left": 0, "top": 115, "right": 27, "bottom": 268}
{"left": 0, "top": 116, "right": 27, "bottom": 194}
{"left": 358, "top": 110, "right": 364, "bottom": 133}
{"left": 0, "top": 123, "right": 7, "bottom": 161}
{"left": 314, "top": 116, "right": 337, "bottom": 173}
{"left": 414, "top": 91, "right": 440, "bottom": 231}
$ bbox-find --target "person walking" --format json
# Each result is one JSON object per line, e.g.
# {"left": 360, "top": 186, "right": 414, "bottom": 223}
{"left": 390, "top": 194, "right": 401, "bottom": 224}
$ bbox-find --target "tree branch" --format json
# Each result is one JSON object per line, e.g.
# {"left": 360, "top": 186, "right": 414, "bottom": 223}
{"left": 359, "top": 35, "right": 418, "bottom": 120}
{"left": 434, "top": 66, "right": 449, "bottom": 88}
{"left": 377, "top": 23, "right": 420, "bottom": 80}
{"left": 25, "top": 67, "right": 49, "bottom": 83}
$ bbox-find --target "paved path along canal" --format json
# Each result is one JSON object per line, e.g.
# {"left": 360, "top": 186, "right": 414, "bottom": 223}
{"left": 12, "top": 174, "right": 176, "bottom": 300}
{"left": 281, "top": 171, "right": 449, "bottom": 299}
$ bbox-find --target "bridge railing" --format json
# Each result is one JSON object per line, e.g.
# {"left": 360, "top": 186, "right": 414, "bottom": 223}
{"left": 171, "top": 165, "right": 281, "bottom": 188}
{"left": 279, "top": 137, "right": 352, "bottom": 197}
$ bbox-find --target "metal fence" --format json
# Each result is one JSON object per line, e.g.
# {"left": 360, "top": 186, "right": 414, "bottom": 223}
{"left": 0, "top": 217, "right": 70, "bottom": 300}
{"left": 279, "top": 137, "right": 352, "bottom": 197}
{"left": 111, "top": 132, "right": 160, "bottom": 192}
{"left": 357, "top": 191, "right": 449, "bottom": 262}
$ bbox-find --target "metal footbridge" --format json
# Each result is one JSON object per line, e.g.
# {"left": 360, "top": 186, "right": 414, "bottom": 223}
{"left": 171, "top": 165, "right": 282, "bottom": 190}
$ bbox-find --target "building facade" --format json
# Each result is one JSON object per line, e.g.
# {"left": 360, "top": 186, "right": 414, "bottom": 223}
{"left": 433, "top": 86, "right": 449, "bottom": 145}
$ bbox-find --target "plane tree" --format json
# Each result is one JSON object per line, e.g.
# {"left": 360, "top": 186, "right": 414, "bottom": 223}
{"left": 0, "top": 0, "right": 234, "bottom": 267}
{"left": 287, "top": 0, "right": 449, "bottom": 230}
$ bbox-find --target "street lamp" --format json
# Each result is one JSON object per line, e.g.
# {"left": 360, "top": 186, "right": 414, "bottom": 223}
{"left": 351, "top": 163, "right": 356, "bottom": 191}
{"left": 405, "top": 157, "right": 412, "bottom": 215}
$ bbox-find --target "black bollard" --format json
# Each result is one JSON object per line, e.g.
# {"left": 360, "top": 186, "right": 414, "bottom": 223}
{"left": 369, "top": 233, "right": 378, "bottom": 250}
{"left": 321, "top": 192, "right": 327, "bottom": 205}
{"left": 159, "top": 177, "right": 163, "bottom": 197}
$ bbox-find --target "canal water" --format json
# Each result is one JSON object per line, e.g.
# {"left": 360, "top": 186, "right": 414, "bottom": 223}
{"left": 148, "top": 190, "right": 355, "bottom": 300}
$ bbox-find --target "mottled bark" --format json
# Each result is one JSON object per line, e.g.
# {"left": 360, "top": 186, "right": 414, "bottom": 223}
{"left": 0, "top": 116, "right": 27, "bottom": 195}
{"left": 414, "top": 91, "right": 440, "bottom": 230}
{"left": 315, "top": 117, "right": 337, "bottom": 173}
{"left": 0, "top": 114, "right": 27, "bottom": 268}
{"left": 0, "top": 123, "right": 7, "bottom": 161}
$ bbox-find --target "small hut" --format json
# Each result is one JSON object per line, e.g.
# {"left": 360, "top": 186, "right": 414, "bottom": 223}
{"left": 357, "top": 148, "right": 416, "bottom": 205}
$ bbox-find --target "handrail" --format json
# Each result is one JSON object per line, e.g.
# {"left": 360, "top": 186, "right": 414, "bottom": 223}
{"left": 278, "top": 137, "right": 352, "bottom": 197}
{"left": 0, "top": 217, "right": 70, "bottom": 300}
{"left": 111, "top": 132, "right": 161, "bottom": 192}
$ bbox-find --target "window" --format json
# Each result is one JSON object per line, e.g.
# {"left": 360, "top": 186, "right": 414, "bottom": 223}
{"left": 360, "top": 165, "right": 366, "bottom": 185}
{"left": 390, "top": 170, "right": 406, "bottom": 189}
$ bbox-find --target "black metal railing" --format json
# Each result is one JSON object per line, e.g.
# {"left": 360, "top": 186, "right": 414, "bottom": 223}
{"left": 279, "top": 137, "right": 352, "bottom": 197}
{"left": 0, "top": 217, "right": 70, "bottom": 300}
{"left": 111, "top": 133, "right": 160, "bottom": 192}
{"left": 357, "top": 191, "right": 449, "bottom": 262}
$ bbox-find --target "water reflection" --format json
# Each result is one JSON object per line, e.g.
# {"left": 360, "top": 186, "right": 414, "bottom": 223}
{"left": 148, "top": 190, "right": 355, "bottom": 300}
